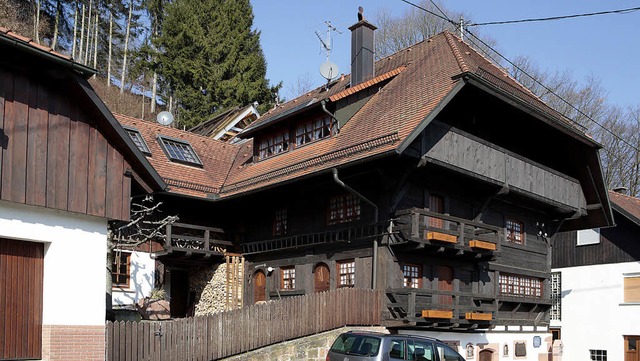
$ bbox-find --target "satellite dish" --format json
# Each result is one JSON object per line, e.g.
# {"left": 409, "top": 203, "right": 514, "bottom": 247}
{"left": 320, "top": 61, "right": 339, "bottom": 81}
{"left": 156, "top": 111, "right": 174, "bottom": 126}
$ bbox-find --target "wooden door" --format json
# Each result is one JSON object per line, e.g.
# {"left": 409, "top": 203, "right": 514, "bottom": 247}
{"left": 428, "top": 195, "right": 444, "bottom": 229}
{"left": 170, "top": 269, "right": 189, "bottom": 318}
{"left": 0, "top": 239, "right": 44, "bottom": 360}
{"left": 626, "top": 336, "right": 639, "bottom": 361}
{"left": 254, "top": 270, "right": 266, "bottom": 303}
{"left": 479, "top": 349, "right": 493, "bottom": 361}
{"left": 314, "top": 263, "right": 330, "bottom": 293}
{"left": 437, "top": 265, "right": 453, "bottom": 306}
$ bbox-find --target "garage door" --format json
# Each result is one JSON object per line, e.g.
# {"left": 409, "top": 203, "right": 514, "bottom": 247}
{"left": 0, "top": 239, "right": 44, "bottom": 360}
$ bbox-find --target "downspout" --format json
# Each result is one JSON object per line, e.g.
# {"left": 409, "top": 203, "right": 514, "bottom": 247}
{"left": 321, "top": 99, "right": 339, "bottom": 133}
{"left": 332, "top": 168, "right": 378, "bottom": 289}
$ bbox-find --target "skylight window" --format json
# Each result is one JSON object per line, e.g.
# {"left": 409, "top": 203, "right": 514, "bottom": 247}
{"left": 124, "top": 127, "right": 151, "bottom": 155}
{"left": 157, "top": 135, "right": 202, "bottom": 166}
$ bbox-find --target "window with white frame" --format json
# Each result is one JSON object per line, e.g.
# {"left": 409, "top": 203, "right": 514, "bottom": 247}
{"left": 577, "top": 228, "right": 600, "bottom": 246}
{"left": 337, "top": 259, "right": 355, "bottom": 287}
{"left": 550, "top": 272, "right": 561, "bottom": 320}
{"left": 280, "top": 266, "right": 295, "bottom": 290}
{"left": 499, "top": 273, "right": 542, "bottom": 298}
{"left": 328, "top": 194, "right": 361, "bottom": 225}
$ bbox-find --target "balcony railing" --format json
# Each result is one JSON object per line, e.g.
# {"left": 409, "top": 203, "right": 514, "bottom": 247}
{"left": 386, "top": 288, "right": 496, "bottom": 329}
{"left": 242, "top": 223, "right": 382, "bottom": 255}
{"left": 155, "top": 222, "right": 232, "bottom": 260}
{"left": 393, "top": 208, "right": 501, "bottom": 256}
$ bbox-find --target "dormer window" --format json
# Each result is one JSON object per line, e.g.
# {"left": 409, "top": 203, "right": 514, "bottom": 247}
{"left": 258, "top": 129, "right": 289, "bottom": 159}
{"left": 295, "top": 115, "right": 334, "bottom": 146}
{"left": 124, "top": 127, "right": 151, "bottom": 155}
{"left": 157, "top": 135, "right": 202, "bottom": 166}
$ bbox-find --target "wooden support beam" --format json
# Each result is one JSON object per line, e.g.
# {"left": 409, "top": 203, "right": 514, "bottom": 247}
{"left": 469, "top": 239, "right": 497, "bottom": 251}
{"left": 425, "top": 231, "right": 457, "bottom": 244}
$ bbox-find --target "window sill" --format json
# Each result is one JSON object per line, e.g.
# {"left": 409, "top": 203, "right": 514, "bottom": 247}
{"left": 113, "top": 287, "right": 135, "bottom": 293}
{"left": 269, "top": 290, "right": 305, "bottom": 298}
{"left": 620, "top": 302, "right": 640, "bottom": 306}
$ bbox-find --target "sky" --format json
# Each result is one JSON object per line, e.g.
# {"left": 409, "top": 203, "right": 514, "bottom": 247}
{"left": 250, "top": 1, "right": 639, "bottom": 109}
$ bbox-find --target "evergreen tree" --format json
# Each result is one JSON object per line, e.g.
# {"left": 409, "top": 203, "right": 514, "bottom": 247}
{"left": 156, "top": 0, "right": 277, "bottom": 128}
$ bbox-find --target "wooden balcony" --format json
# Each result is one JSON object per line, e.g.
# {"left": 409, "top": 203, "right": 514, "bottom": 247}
{"left": 385, "top": 288, "right": 496, "bottom": 330}
{"left": 393, "top": 208, "right": 501, "bottom": 258}
{"left": 154, "top": 223, "right": 232, "bottom": 265}
{"left": 241, "top": 223, "right": 382, "bottom": 255}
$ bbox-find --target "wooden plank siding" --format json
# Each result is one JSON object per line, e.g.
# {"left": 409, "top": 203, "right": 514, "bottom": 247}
{"left": 0, "top": 64, "right": 131, "bottom": 220}
{"left": 0, "top": 239, "right": 44, "bottom": 360}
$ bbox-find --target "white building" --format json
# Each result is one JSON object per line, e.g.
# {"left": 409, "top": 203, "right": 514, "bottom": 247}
{"left": 551, "top": 190, "right": 640, "bottom": 361}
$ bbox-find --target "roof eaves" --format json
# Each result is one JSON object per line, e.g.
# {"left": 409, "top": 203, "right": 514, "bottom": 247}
{"left": 75, "top": 75, "right": 167, "bottom": 191}
{"left": 0, "top": 29, "right": 96, "bottom": 78}
{"left": 463, "top": 71, "right": 601, "bottom": 148}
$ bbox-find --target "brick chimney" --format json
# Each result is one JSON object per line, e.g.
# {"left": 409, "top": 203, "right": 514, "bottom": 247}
{"left": 349, "top": 8, "right": 376, "bottom": 87}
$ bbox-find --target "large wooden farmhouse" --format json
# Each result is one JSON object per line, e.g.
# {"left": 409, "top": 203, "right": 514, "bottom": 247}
{"left": 114, "top": 17, "right": 613, "bottom": 360}
{"left": 0, "top": 28, "right": 164, "bottom": 360}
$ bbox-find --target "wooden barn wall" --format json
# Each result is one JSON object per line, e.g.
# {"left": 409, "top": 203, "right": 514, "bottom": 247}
{"left": 0, "top": 65, "right": 131, "bottom": 221}
{"left": 552, "top": 212, "right": 640, "bottom": 268}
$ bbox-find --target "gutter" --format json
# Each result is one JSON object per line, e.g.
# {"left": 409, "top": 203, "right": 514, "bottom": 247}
{"left": 321, "top": 99, "right": 340, "bottom": 133}
{"left": 0, "top": 34, "right": 96, "bottom": 78}
{"left": 332, "top": 168, "right": 379, "bottom": 289}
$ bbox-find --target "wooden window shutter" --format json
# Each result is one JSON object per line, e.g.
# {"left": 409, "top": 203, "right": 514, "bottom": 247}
{"left": 624, "top": 276, "right": 640, "bottom": 303}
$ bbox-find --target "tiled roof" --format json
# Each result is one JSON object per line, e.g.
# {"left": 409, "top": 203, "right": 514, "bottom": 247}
{"left": 0, "top": 27, "right": 95, "bottom": 77}
{"left": 116, "top": 114, "right": 242, "bottom": 198}
{"left": 609, "top": 190, "right": 640, "bottom": 224}
{"left": 116, "top": 30, "right": 593, "bottom": 200}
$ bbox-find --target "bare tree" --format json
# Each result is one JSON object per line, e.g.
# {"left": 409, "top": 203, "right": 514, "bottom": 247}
{"left": 106, "top": 195, "right": 178, "bottom": 312}
{"left": 285, "top": 72, "right": 314, "bottom": 100}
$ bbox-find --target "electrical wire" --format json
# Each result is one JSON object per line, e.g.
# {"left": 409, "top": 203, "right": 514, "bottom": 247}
{"left": 398, "top": 0, "right": 640, "bottom": 159}
{"left": 399, "top": 0, "right": 455, "bottom": 24}
{"left": 462, "top": 27, "right": 640, "bottom": 155}
{"left": 469, "top": 6, "right": 640, "bottom": 27}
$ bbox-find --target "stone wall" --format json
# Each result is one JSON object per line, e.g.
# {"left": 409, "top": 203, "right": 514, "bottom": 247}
{"left": 189, "top": 263, "right": 228, "bottom": 315}
{"left": 220, "top": 326, "right": 388, "bottom": 361}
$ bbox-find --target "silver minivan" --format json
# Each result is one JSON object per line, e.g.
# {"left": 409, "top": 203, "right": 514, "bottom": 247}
{"left": 326, "top": 331, "right": 465, "bottom": 361}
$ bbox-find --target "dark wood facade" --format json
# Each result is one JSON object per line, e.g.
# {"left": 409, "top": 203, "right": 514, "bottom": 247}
{"left": 552, "top": 200, "right": 640, "bottom": 268}
{"left": 0, "top": 59, "right": 136, "bottom": 221}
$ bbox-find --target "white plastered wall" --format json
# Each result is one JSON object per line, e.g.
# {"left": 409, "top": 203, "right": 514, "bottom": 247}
{"left": 399, "top": 328, "right": 551, "bottom": 360}
{"left": 112, "top": 250, "right": 155, "bottom": 305}
{"left": 552, "top": 262, "right": 640, "bottom": 361}
{"left": 0, "top": 200, "right": 107, "bottom": 326}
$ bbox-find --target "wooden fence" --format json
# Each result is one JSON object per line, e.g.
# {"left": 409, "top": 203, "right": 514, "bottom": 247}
{"left": 106, "top": 288, "right": 383, "bottom": 361}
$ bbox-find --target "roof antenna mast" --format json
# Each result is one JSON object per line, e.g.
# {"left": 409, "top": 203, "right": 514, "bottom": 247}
{"left": 316, "top": 21, "right": 342, "bottom": 87}
{"left": 459, "top": 16, "right": 464, "bottom": 42}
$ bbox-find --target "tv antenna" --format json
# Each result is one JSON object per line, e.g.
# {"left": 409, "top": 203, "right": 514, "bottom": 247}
{"left": 315, "top": 21, "right": 342, "bottom": 83}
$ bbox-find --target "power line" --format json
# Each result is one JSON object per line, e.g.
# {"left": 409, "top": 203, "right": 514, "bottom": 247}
{"left": 462, "top": 27, "right": 640, "bottom": 156}
{"left": 399, "top": 0, "right": 454, "bottom": 24}
{"left": 397, "top": 0, "right": 640, "bottom": 159}
{"left": 469, "top": 6, "right": 640, "bottom": 27}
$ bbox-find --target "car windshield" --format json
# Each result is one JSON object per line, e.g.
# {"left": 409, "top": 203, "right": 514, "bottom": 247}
{"left": 330, "top": 334, "right": 381, "bottom": 356}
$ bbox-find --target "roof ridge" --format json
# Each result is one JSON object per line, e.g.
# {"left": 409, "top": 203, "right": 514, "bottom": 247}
{"left": 443, "top": 31, "right": 469, "bottom": 73}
